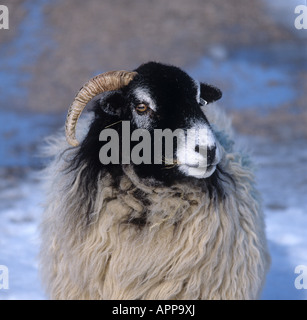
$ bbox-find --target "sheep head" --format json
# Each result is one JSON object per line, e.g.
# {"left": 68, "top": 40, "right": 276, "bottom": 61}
{"left": 65, "top": 62, "right": 224, "bottom": 188}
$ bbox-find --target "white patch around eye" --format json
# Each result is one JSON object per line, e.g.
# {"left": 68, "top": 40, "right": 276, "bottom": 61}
{"left": 133, "top": 88, "right": 157, "bottom": 111}
{"left": 132, "top": 88, "right": 156, "bottom": 130}
{"left": 132, "top": 111, "right": 152, "bottom": 130}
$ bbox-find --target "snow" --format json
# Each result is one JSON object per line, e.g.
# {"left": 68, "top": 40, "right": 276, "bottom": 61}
{"left": 0, "top": 174, "right": 46, "bottom": 299}
{"left": 251, "top": 138, "right": 307, "bottom": 300}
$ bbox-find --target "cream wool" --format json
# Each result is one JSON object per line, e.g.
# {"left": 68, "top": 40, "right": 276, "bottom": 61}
{"left": 39, "top": 108, "right": 270, "bottom": 300}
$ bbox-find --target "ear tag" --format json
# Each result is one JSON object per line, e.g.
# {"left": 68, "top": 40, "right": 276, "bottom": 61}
{"left": 200, "top": 98, "right": 208, "bottom": 106}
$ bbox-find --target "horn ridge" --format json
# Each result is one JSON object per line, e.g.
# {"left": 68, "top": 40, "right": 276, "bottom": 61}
{"left": 65, "top": 70, "right": 137, "bottom": 147}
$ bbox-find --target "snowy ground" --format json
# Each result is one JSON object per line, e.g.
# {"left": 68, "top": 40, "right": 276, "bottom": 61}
{"left": 240, "top": 136, "right": 307, "bottom": 300}
{"left": 0, "top": 171, "right": 45, "bottom": 299}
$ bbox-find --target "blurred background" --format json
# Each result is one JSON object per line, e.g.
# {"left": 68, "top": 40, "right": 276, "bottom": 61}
{"left": 0, "top": 0, "right": 306, "bottom": 299}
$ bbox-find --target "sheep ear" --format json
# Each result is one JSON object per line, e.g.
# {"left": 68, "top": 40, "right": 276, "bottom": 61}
{"left": 99, "top": 91, "right": 126, "bottom": 116}
{"left": 200, "top": 83, "right": 222, "bottom": 104}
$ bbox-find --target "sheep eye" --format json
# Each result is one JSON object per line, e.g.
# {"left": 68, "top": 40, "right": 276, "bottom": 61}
{"left": 135, "top": 103, "right": 149, "bottom": 114}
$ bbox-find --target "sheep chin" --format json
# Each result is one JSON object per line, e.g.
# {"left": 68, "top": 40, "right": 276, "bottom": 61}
{"left": 178, "top": 164, "right": 217, "bottom": 179}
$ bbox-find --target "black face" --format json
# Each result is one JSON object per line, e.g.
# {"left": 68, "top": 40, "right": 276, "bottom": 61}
{"left": 68, "top": 62, "right": 224, "bottom": 195}
{"left": 101, "top": 62, "right": 222, "bottom": 130}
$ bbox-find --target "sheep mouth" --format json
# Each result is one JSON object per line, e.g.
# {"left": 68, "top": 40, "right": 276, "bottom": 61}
{"left": 184, "top": 163, "right": 215, "bottom": 169}
{"left": 178, "top": 163, "right": 217, "bottom": 179}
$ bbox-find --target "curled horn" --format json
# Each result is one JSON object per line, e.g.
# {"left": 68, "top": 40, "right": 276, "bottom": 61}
{"left": 65, "top": 70, "right": 138, "bottom": 147}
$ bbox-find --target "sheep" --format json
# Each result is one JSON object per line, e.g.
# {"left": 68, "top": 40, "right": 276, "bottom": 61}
{"left": 39, "top": 61, "right": 270, "bottom": 300}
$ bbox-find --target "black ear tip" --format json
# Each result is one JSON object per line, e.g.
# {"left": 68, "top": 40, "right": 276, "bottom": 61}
{"left": 200, "top": 83, "right": 223, "bottom": 104}
{"left": 215, "top": 87, "right": 223, "bottom": 101}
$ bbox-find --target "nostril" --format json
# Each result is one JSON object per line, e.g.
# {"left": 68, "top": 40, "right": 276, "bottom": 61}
{"left": 195, "top": 144, "right": 199, "bottom": 153}
{"left": 207, "top": 145, "right": 216, "bottom": 164}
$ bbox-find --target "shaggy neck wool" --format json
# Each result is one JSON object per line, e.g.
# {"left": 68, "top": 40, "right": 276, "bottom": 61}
{"left": 40, "top": 145, "right": 269, "bottom": 299}
{"left": 39, "top": 107, "right": 270, "bottom": 300}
